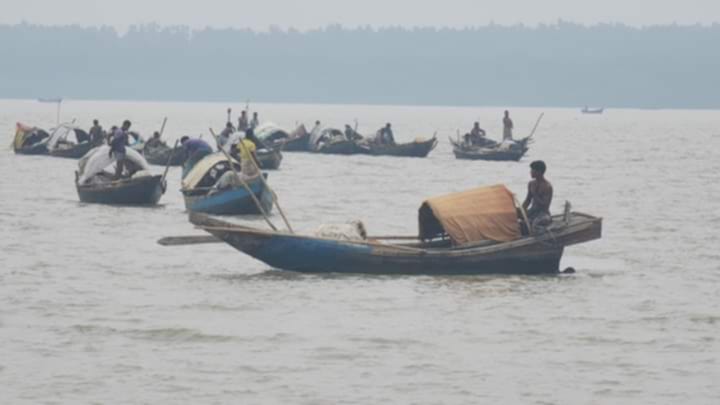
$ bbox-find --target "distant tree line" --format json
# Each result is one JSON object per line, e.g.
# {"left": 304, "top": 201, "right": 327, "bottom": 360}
{"left": 1, "top": 21, "right": 719, "bottom": 108}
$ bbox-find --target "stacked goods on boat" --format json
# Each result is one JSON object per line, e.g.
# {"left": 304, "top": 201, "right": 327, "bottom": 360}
{"left": 181, "top": 153, "right": 274, "bottom": 215}
{"left": 178, "top": 184, "right": 601, "bottom": 275}
{"left": 258, "top": 123, "right": 311, "bottom": 152}
{"left": 312, "top": 128, "right": 369, "bottom": 155}
{"left": 13, "top": 122, "right": 50, "bottom": 155}
{"left": 75, "top": 145, "right": 166, "bottom": 205}
{"left": 450, "top": 136, "right": 531, "bottom": 161}
{"left": 46, "top": 124, "right": 99, "bottom": 159}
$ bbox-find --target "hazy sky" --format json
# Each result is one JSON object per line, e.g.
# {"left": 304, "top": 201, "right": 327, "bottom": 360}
{"left": 1, "top": 0, "right": 718, "bottom": 30}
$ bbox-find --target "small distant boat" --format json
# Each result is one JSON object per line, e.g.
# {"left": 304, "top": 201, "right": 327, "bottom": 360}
{"left": 367, "top": 135, "right": 438, "bottom": 158}
{"left": 144, "top": 143, "right": 184, "bottom": 166}
{"left": 75, "top": 146, "right": 166, "bottom": 205}
{"left": 450, "top": 136, "right": 531, "bottom": 162}
{"left": 312, "top": 129, "right": 369, "bottom": 155}
{"left": 186, "top": 185, "right": 602, "bottom": 275}
{"left": 13, "top": 122, "right": 50, "bottom": 155}
{"left": 581, "top": 107, "right": 604, "bottom": 114}
{"left": 181, "top": 153, "right": 275, "bottom": 215}
{"left": 37, "top": 97, "right": 62, "bottom": 103}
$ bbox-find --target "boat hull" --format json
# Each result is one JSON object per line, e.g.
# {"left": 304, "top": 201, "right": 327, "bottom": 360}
{"left": 77, "top": 175, "right": 165, "bottom": 205}
{"left": 183, "top": 179, "right": 275, "bottom": 215}
{"left": 256, "top": 150, "right": 283, "bottom": 170}
{"left": 317, "top": 140, "right": 369, "bottom": 155}
{"left": 145, "top": 145, "right": 184, "bottom": 166}
{"left": 15, "top": 143, "right": 49, "bottom": 155}
{"left": 50, "top": 142, "right": 95, "bottom": 159}
{"left": 369, "top": 137, "right": 437, "bottom": 158}
{"left": 191, "top": 212, "right": 602, "bottom": 275}
{"left": 274, "top": 133, "right": 310, "bottom": 152}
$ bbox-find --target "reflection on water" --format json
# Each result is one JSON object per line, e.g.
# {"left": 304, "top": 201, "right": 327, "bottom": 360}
{"left": 1, "top": 99, "right": 719, "bottom": 403}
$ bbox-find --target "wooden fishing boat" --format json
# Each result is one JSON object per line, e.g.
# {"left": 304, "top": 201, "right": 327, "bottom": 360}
{"left": 183, "top": 185, "right": 602, "bottom": 275}
{"left": 256, "top": 149, "right": 283, "bottom": 170}
{"left": 144, "top": 143, "right": 184, "bottom": 166}
{"left": 278, "top": 132, "right": 310, "bottom": 151}
{"left": 13, "top": 123, "right": 49, "bottom": 155}
{"left": 368, "top": 136, "right": 438, "bottom": 158}
{"left": 76, "top": 174, "right": 166, "bottom": 205}
{"left": 183, "top": 176, "right": 274, "bottom": 215}
{"left": 451, "top": 137, "right": 531, "bottom": 162}
{"left": 75, "top": 145, "right": 166, "bottom": 205}
{"left": 581, "top": 107, "right": 604, "bottom": 114}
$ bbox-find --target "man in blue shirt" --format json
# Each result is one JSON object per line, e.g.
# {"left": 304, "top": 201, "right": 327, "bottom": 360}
{"left": 181, "top": 136, "right": 213, "bottom": 177}
{"left": 109, "top": 120, "right": 131, "bottom": 178}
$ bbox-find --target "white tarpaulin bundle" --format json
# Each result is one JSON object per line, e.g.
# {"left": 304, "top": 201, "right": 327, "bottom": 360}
{"left": 77, "top": 145, "right": 150, "bottom": 184}
{"left": 47, "top": 123, "right": 87, "bottom": 151}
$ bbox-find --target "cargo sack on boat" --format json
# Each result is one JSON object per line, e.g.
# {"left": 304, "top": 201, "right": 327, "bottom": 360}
{"left": 77, "top": 145, "right": 149, "bottom": 184}
{"left": 418, "top": 184, "right": 521, "bottom": 244}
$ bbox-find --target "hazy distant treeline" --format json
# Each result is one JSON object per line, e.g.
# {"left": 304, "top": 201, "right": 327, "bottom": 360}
{"left": 2, "top": 22, "right": 720, "bottom": 108}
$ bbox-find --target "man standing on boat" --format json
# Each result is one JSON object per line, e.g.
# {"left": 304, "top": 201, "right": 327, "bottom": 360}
{"left": 503, "top": 110, "right": 514, "bottom": 140}
{"left": 250, "top": 112, "right": 260, "bottom": 130}
{"left": 89, "top": 119, "right": 104, "bottom": 145}
{"left": 377, "top": 123, "right": 395, "bottom": 145}
{"left": 218, "top": 122, "right": 234, "bottom": 150}
{"left": 109, "top": 120, "right": 132, "bottom": 178}
{"left": 237, "top": 111, "right": 249, "bottom": 132}
{"left": 522, "top": 160, "right": 553, "bottom": 233}
{"left": 180, "top": 136, "right": 213, "bottom": 178}
{"left": 465, "top": 122, "right": 487, "bottom": 145}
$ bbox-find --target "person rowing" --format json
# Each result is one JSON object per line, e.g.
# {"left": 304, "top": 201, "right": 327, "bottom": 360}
{"left": 109, "top": 120, "right": 132, "bottom": 178}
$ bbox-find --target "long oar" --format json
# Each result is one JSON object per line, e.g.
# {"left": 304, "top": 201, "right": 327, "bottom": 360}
{"left": 159, "top": 117, "right": 168, "bottom": 137}
{"left": 209, "top": 128, "right": 278, "bottom": 231}
{"left": 526, "top": 113, "right": 545, "bottom": 140}
{"left": 221, "top": 128, "right": 294, "bottom": 234}
{"left": 160, "top": 139, "right": 180, "bottom": 189}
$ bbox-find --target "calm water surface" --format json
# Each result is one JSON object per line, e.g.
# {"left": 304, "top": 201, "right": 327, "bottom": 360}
{"left": 1, "top": 99, "right": 718, "bottom": 404}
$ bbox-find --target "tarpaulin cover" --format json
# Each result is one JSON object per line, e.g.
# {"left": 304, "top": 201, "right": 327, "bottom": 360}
{"left": 77, "top": 145, "right": 149, "bottom": 184}
{"left": 181, "top": 152, "right": 239, "bottom": 190}
{"left": 418, "top": 184, "right": 521, "bottom": 244}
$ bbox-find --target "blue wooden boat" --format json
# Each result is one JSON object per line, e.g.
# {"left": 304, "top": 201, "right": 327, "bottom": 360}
{"left": 77, "top": 174, "right": 166, "bottom": 205}
{"left": 186, "top": 185, "right": 602, "bottom": 275}
{"left": 182, "top": 176, "right": 274, "bottom": 215}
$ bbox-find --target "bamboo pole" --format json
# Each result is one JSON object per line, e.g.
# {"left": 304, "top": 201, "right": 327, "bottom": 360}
{"left": 159, "top": 117, "right": 168, "bottom": 137}
{"left": 208, "top": 128, "right": 278, "bottom": 231}
{"left": 223, "top": 128, "right": 295, "bottom": 234}
{"left": 160, "top": 139, "right": 180, "bottom": 187}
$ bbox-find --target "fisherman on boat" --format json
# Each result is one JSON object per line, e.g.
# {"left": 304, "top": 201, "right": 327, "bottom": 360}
{"left": 181, "top": 136, "right": 213, "bottom": 177}
{"left": 145, "top": 131, "right": 165, "bottom": 148}
{"left": 376, "top": 123, "right": 395, "bottom": 145}
{"left": 464, "top": 122, "right": 487, "bottom": 145}
{"left": 522, "top": 160, "right": 553, "bottom": 233}
{"left": 250, "top": 112, "right": 260, "bottom": 130}
{"left": 344, "top": 124, "right": 363, "bottom": 142}
{"left": 89, "top": 119, "right": 104, "bottom": 144}
{"left": 503, "top": 110, "right": 514, "bottom": 140}
{"left": 109, "top": 120, "right": 132, "bottom": 178}
{"left": 218, "top": 122, "right": 235, "bottom": 150}
{"left": 231, "top": 133, "right": 260, "bottom": 179}
{"left": 237, "top": 111, "right": 249, "bottom": 132}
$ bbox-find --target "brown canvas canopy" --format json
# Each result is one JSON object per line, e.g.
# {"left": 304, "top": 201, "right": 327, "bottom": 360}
{"left": 418, "top": 184, "right": 521, "bottom": 245}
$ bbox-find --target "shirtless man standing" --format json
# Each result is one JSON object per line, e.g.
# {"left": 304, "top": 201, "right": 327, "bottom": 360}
{"left": 522, "top": 160, "right": 553, "bottom": 233}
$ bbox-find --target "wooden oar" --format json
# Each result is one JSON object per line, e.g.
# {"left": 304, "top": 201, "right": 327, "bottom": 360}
{"left": 158, "top": 233, "right": 420, "bottom": 246}
{"left": 513, "top": 195, "right": 533, "bottom": 236}
{"left": 226, "top": 128, "right": 295, "bottom": 234}
{"left": 208, "top": 128, "right": 278, "bottom": 231}
{"left": 526, "top": 113, "right": 545, "bottom": 139}
{"left": 159, "top": 117, "right": 168, "bottom": 137}
{"left": 160, "top": 139, "right": 180, "bottom": 187}
{"left": 159, "top": 235, "right": 219, "bottom": 246}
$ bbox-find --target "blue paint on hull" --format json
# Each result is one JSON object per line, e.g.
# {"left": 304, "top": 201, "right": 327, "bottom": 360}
{"left": 185, "top": 181, "right": 274, "bottom": 215}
